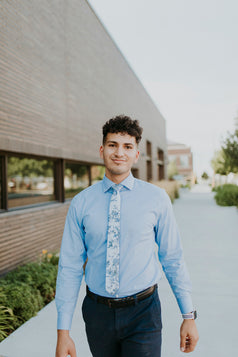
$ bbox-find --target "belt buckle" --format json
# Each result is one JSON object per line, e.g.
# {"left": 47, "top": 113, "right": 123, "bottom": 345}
{"left": 121, "top": 296, "right": 135, "bottom": 307}
{"left": 108, "top": 299, "right": 121, "bottom": 308}
{"left": 108, "top": 296, "right": 134, "bottom": 308}
{"left": 110, "top": 298, "right": 121, "bottom": 308}
{"left": 125, "top": 296, "right": 134, "bottom": 303}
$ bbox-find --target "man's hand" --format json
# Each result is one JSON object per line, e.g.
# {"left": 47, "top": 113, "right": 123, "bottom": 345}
{"left": 180, "top": 319, "right": 199, "bottom": 353}
{"left": 55, "top": 330, "right": 77, "bottom": 357}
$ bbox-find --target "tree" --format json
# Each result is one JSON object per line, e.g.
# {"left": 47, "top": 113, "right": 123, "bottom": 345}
{"left": 167, "top": 160, "right": 178, "bottom": 180}
{"left": 201, "top": 172, "right": 209, "bottom": 179}
{"left": 211, "top": 150, "right": 228, "bottom": 175}
{"left": 222, "top": 129, "right": 238, "bottom": 174}
{"left": 8, "top": 157, "right": 53, "bottom": 178}
{"left": 65, "top": 163, "right": 88, "bottom": 178}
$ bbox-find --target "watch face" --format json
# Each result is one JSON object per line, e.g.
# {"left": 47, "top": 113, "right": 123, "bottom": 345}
{"left": 194, "top": 310, "right": 197, "bottom": 320}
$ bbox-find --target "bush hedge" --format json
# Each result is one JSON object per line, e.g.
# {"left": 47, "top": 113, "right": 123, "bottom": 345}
{"left": 0, "top": 290, "right": 15, "bottom": 341}
{"left": 214, "top": 184, "right": 238, "bottom": 207}
{"left": 0, "top": 251, "right": 59, "bottom": 341}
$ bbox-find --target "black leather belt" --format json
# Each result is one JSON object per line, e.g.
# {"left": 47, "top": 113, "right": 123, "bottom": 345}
{"left": 86, "top": 284, "right": 157, "bottom": 308}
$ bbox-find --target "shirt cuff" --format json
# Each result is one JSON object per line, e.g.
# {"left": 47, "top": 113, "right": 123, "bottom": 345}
{"left": 57, "top": 312, "right": 73, "bottom": 330}
{"left": 176, "top": 295, "right": 194, "bottom": 315}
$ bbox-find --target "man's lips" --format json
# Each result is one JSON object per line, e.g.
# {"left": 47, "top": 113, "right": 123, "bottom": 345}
{"left": 112, "top": 159, "right": 126, "bottom": 163}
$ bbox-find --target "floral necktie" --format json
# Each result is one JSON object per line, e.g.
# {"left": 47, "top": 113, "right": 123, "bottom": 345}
{"left": 105, "top": 184, "right": 122, "bottom": 295}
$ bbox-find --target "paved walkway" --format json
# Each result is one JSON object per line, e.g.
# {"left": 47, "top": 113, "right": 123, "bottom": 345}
{"left": 160, "top": 184, "right": 238, "bottom": 356}
{"left": 0, "top": 184, "right": 238, "bottom": 357}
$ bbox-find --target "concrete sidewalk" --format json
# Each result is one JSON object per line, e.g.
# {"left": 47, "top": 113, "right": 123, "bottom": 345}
{"left": 160, "top": 184, "right": 238, "bottom": 356}
{"left": 0, "top": 184, "right": 238, "bottom": 356}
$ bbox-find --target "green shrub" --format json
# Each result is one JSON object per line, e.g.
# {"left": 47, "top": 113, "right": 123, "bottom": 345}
{"left": 3, "top": 251, "right": 59, "bottom": 301}
{"left": 214, "top": 184, "right": 238, "bottom": 206}
{"left": 0, "top": 290, "right": 15, "bottom": 342}
{"left": 3, "top": 261, "right": 58, "bottom": 304}
{"left": 47, "top": 254, "right": 59, "bottom": 266}
{"left": 180, "top": 183, "right": 191, "bottom": 189}
{"left": 33, "top": 263, "right": 58, "bottom": 303}
{"left": 0, "top": 282, "right": 44, "bottom": 329}
{"left": 0, "top": 251, "right": 59, "bottom": 340}
{"left": 174, "top": 185, "right": 180, "bottom": 199}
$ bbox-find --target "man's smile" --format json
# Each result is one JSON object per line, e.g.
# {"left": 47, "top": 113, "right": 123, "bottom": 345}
{"left": 112, "top": 159, "right": 126, "bottom": 163}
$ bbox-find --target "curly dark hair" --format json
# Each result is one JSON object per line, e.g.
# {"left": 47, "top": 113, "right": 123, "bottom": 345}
{"left": 102, "top": 115, "right": 143, "bottom": 145}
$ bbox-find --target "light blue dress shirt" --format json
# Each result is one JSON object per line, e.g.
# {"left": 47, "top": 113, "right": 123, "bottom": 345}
{"left": 55, "top": 173, "right": 193, "bottom": 330}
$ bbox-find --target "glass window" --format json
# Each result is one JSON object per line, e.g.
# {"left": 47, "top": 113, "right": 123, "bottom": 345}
{"left": 179, "top": 155, "right": 189, "bottom": 168}
{"left": 168, "top": 155, "right": 176, "bottom": 163}
{"left": 91, "top": 165, "right": 105, "bottom": 185}
{"left": 147, "top": 160, "right": 152, "bottom": 181}
{"left": 64, "top": 162, "right": 90, "bottom": 199}
{"left": 158, "top": 149, "right": 164, "bottom": 162}
{"left": 146, "top": 141, "right": 152, "bottom": 157}
{"left": 158, "top": 164, "right": 164, "bottom": 181}
{"left": 7, "top": 156, "right": 55, "bottom": 209}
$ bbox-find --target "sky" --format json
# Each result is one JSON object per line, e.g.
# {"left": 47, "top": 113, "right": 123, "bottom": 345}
{"left": 87, "top": 0, "right": 238, "bottom": 176}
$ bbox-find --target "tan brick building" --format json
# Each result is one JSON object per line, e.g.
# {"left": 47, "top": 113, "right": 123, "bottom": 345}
{"left": 167, "top": 141, "right": 194, "bottom": 183}
{"left": 0, "top": 0, "right": 167, "bottom": 274}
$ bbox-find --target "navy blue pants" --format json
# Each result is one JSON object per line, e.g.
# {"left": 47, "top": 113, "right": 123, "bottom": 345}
{"left": 82, "top": 287, "right": 162, "bottom": 357}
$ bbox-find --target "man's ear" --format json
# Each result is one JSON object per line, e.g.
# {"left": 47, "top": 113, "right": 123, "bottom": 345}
{"left": 99, "top": 145, "right": 104, "bottom": 159}
{"left": 134, "top": 150, "right": 140, "bottom": 164}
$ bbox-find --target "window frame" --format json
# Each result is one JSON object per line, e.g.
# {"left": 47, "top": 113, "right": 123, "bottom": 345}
{"left": 0, "top": 151, "right": 105, "bottom": 213}
{"left": 5, "top": 152, "right": 60, "bottom": 211}
{"left": 64, "top": 160, "right": 91, "bottom": 201}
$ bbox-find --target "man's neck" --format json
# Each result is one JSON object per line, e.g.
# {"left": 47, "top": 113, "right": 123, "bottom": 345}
{"left": 105, "top": 171, "right": 130, "bottom": 184}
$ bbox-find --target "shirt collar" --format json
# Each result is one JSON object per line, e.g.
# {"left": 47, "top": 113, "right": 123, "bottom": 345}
{"left": 102, "top": 172, "right": 135, "bottom": 192}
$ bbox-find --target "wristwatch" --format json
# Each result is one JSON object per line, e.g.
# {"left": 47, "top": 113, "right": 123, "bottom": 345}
{"left": 182, "top": 310, "right": 197, "bottom": 320}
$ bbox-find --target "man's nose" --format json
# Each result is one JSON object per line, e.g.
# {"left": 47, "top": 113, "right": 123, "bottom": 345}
{"left": 115, "top": 146, "right": 124, "bottom": 156}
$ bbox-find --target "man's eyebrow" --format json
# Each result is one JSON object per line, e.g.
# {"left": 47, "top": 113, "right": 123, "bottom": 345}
{"left": 106, "top": 141, "right": 135, "bottom": 146}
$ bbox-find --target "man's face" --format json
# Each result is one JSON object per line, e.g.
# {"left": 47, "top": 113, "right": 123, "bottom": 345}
{"left": 100, "top": 132, "right": 140, "bottom": 182}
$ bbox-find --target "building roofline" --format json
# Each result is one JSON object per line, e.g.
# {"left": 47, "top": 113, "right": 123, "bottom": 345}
{"left": 85, "top": 0, "right": 166, "bottom": 123}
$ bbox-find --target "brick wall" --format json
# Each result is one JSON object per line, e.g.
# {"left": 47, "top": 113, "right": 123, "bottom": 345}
{"left": 0, "top": 0, "right": 167, "bottom": 177}
{"left": 0, "top": 202, "right": 69, "bottom": 275}
{"left": 0, "top": 0, "right": 167, "bottom": 273}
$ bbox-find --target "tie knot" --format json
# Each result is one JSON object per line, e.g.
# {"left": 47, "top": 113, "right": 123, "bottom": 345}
{"left": 112, "top": 184, "right": 122, "bottom": 192}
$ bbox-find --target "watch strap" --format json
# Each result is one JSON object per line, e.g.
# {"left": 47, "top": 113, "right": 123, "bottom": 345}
{"left": 182, "top": 310, "right": 197, "bottom": 320}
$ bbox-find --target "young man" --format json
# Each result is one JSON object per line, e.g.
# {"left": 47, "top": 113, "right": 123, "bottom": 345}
{"left": 55, "top": 115, "right": 199, "bottom": 357}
